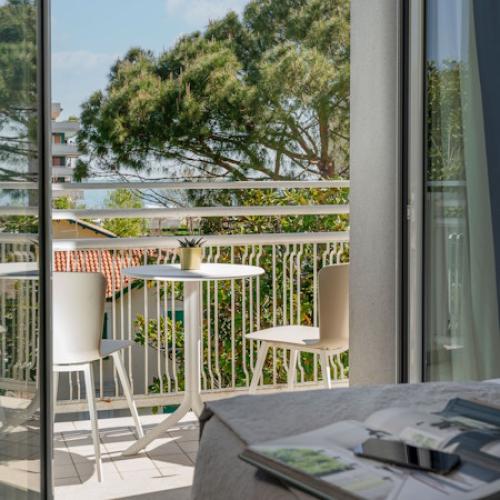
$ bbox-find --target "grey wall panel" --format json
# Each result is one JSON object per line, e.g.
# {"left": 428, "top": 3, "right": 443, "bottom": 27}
{"left": 349, "top": 0, "right": 401, "bottom": 385}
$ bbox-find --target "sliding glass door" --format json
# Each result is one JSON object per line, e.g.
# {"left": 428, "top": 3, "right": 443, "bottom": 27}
{"left": 0, "top": 0, "right": 51, "bottom": 497}
{"left": 424, "top": 0, "right": 500, "bottom": 381}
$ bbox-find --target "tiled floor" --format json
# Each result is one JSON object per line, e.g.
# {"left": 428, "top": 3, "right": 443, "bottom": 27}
{"left": 54, "top": 412, "right": 199, "bottom": 500}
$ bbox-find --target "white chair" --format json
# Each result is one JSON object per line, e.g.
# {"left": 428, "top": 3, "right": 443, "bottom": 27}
{"left": 53, "top": 272, "right": 144, "bottom": 481}
{"left": 247, "top": 263, "right": 349, "bottom": 392}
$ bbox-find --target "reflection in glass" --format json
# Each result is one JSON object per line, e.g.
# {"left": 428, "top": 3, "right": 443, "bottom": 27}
{"left": 425, "top": 0, "right": 500, "bottom": 381}
{"left": 0, "top": 0, "right": 41, "bottom": 497}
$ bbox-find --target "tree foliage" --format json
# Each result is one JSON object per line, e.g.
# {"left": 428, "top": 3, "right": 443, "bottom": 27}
{"left": 427, "top": 61, "right": 464, "bottom": 182}
{"left": 0, "top": 0, "right": 37, "bottom": 179}
{"left": 78, "top": 0, "right": 350, "bottom": 182}
{"left": 132, "top": 187, "right": 349, "bottom": 399}
{"left": 102, "top": 188, "right": 148, "bottom": 237}
{"left": 53, "top": 195, "right": 77, "bottom": 210}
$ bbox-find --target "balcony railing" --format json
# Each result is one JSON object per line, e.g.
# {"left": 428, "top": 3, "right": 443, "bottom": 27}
{"left": 0, "top": 180, "right": 351, "bottom": 412}
{"left": 51, "top": 142, "right": 79, "bottom": 157}
{"left": 0, "top": 237, "right": 39, "bottom": 396}
{"left": 51, "top": 234, "right": 350, "bottom": 412}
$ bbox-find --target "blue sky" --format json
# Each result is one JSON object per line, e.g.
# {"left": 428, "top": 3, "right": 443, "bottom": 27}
{"left": 426, "top": 0, "right": 463, "bottom": 64}
{"left": 52, "top": 0, "right": 248, "bottom": 119}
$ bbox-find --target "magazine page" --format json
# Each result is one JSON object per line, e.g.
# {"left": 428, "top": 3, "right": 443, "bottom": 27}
{"left": 365, "top": 403, "right": 500, "bottom": 453}
{"left": 363, "top": 404, "right": 500, "bottom": 493}
{"left": 246, "top": 405, "right": 500, "bottom": 499}
{"left": 248, "top": 439, "right": 398, "bottom": 499}
{"left": 247, "top": 421, "right": 496, "bottom": 499}
{"left": 437, "top": 399, "right": 500, "bottom": 460}
{"left": 439, "top": 398, "right": 500, "bottom": 429}
{"left": 328, "top": 420, "right": 500, "bottom": 497}
{"left": 365, "top": 408, "right": 466, "bottom": 449}
{"left": 364, "top": 401, "right": 500, "bottom": 477}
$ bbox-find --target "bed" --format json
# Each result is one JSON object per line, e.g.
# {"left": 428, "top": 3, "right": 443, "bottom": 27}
{"left": 192, "top": 382, "right": 500, "bottom": 499}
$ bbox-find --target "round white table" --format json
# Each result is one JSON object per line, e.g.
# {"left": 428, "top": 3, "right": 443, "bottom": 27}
{"left": 121, "top": 263, "right": 264, "bottom": 455}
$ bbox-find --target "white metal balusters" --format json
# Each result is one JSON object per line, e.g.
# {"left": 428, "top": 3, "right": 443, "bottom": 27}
{"left": 50, "top": 235, "right": 349, "bottom": 413}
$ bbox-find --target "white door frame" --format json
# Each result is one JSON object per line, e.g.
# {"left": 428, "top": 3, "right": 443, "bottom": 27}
{"left": 406, "top": 0, "right": 425, "bottom": 383}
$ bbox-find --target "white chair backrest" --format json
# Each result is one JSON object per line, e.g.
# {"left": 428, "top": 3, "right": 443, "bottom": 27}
{"left": 53, "top": 272, "right": 106, "bottom": 365}
{"left": 318, "top": 264, "right": 349, "bottom": 347}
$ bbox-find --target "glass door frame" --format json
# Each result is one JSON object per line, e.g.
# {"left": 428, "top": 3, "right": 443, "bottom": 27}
{"left": 37, "top": 0, "right": 53, "bottom": 496}
{"left": 403, "top": 0, "right": 426, "bottom": 384}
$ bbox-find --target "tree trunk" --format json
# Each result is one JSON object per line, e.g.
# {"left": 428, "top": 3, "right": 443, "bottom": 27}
{"left": 318, "top": 106, "right": 335, "bottom": 178}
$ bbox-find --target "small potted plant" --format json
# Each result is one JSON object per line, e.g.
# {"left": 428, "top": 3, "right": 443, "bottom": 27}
{"left": 177, "top": 237, "right": 206, "bottom": 270}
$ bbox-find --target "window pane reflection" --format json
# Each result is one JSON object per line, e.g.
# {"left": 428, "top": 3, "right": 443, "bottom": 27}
{"left": 425, "top": 0, "right": 500, "bottom": 381}
{"left": 0, "top": 0, "right": 42, "bottom": 497}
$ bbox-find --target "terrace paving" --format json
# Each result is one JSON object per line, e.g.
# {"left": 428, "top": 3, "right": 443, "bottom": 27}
{"left": 54, "top": 412, "right": 198, "bottom": 500}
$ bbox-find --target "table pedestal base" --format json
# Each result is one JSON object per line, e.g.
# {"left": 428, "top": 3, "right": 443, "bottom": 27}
{"left": 123, "top": 281, "right": 202, "bottom": 456}
{"left": 122, "top": 392, "right": 202, "bottom": 456}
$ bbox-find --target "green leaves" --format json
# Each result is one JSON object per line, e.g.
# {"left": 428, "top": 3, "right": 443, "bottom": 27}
{"left": 427, "top": 61, "right": 465, "bottom": 182}
{"left": 101, "top": 189, "right": 148, "bottom": 237}
{"left": 134, "top": 313, "right": 184, "bottom": 351}
{"left": 0, "top": 0, "right": 37, "bottom": 168}
{"left": 177, "top": 237, "right": 206, "bottom": 248}
{"left": 78, "top": 0, "right": 350, "bottom": 182}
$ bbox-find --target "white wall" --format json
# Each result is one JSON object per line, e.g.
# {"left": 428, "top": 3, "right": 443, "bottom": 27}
{"left": 349, "top": 0, "right": 401, "bottom": 385}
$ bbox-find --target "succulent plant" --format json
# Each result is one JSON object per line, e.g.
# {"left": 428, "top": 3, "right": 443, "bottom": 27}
{"left": 177, "top": 237, "right": 206, "bottom": 248}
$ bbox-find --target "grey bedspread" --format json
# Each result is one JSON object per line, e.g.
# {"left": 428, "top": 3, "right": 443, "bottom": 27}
{"left": 191, "top": 382, "right": 500, "bottom": 500}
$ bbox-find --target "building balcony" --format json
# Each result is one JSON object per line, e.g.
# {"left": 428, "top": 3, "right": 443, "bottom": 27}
{"left": 51, "top": 230, "right": 350, "bottom": 415}
{"left": 0, "top": 180, "right": 350, "bottom": 498}
{"left": 52, "top": 121, "right": 80, "bottom": 135}
{"left": 52, "top": 143, "right": 79, "bottom": 157}
{"left": 52, "top": 166, "right": 74, "bottom": 178}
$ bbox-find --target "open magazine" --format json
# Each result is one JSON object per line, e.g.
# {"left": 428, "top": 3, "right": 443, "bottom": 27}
{"left": 240, "top": 398, "right": 500, "bottom": 500}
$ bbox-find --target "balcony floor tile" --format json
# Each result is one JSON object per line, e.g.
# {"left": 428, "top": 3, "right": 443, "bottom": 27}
{"left": 55, "top": 412, "right": 198, "bottom": 500}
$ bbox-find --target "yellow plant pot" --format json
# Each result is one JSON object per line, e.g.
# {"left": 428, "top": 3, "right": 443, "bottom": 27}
{"left": 179, "top": 247, "right": 203, "bottom": 270}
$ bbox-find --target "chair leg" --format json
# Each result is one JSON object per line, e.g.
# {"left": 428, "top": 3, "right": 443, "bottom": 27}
{"left": 249, "top": 342, "right": 269, "bottom": 394}
{"left": 111, "top": 351, "right": 144, "bottom": 439}
{"left": 288, "top": 349, "right": 299, "bottom": 391}
{"left": 319, "top": 351, "right": 332, "bottom": 389}
{"left": 82, "top": 363, "right": 102, "bottom": 482}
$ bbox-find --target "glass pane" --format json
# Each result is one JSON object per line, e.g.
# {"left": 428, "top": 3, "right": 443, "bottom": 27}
{"left": 0, "top": 0, "right": 42, "bottom": 497}
{"left": 425, "top": 0, "right": 500, "bottom": 381}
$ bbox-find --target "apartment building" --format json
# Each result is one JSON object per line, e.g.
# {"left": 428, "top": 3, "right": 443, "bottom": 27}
{"left": 51, "top": 102, "right": 80, "bottom": 183}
